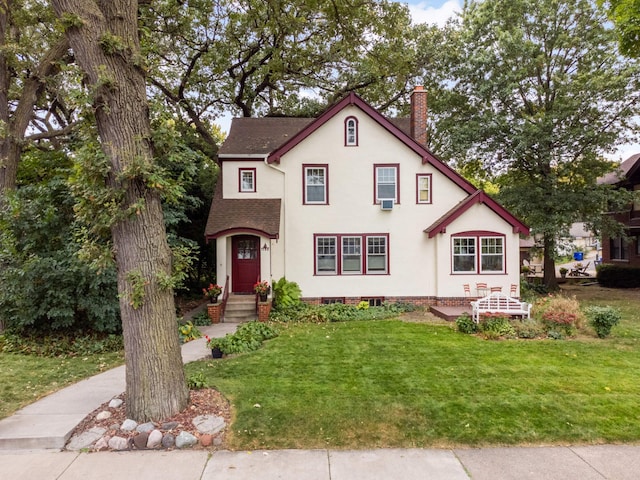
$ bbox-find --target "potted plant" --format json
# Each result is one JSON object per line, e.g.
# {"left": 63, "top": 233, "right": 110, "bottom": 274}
{"left": 254, "top": 280, "right": 271, "bottom": 302}
{"left": 203, "top": 283, "right": 222, "bottom": 303}
{"left": 559, "top": 267, "right": 568, "bottom": 278}
{"left": 205, "top": 335, "right": 224, "bottom": 358}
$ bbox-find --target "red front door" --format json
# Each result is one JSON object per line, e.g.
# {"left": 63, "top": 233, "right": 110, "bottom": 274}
{"left": 232, "top": 235, "right": 261, "bottom": 293}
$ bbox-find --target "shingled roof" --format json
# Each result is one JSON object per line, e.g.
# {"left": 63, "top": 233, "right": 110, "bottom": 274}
{"left": 205, "top": 181, "right": 281, "bottom": 240}
{"left": 219, "top": 115, "right": 411, "bottom": 157}
{"left": 599, "top": 153, "right": 640, "bottom": 186}
{"left": 424, "top": 190, "right": 529, "bottom": 237}
{"left": 219, "top": 117, "right": 314, "bottom": 156}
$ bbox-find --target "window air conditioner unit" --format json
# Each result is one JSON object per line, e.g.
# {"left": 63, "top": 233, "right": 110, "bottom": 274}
{"left": 380, "top": 199, "right": 394, "bottom": 211}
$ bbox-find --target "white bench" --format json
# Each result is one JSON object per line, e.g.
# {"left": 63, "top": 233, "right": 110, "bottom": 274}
{"left": 470, "top": 292, "right": 531, "bottom": 323}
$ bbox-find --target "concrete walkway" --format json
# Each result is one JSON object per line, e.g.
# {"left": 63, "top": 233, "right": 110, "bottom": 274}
{"left": 3, "top": 315, "right": 640, "bottom": 479}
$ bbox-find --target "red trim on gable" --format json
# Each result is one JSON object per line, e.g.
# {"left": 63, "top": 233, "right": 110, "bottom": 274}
{"left": 205, "top": 227, "right": 279, "bottom": 241}
{"left": 453, "top": 230, "right": 503, "bottom": 237}
{"left": 264, "top": 92, "right": 476, "bottom": 196}
{"left": 425, "top": 190, "right": 530, "bottom": 238}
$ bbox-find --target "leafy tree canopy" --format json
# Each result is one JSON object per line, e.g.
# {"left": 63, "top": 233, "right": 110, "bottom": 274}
{"left": 430, "top": 0, "right": 640, "bottom": 286}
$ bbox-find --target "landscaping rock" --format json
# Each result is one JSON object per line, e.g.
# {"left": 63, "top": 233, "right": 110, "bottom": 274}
{"left": 133, "top": 432, "right": 149, "bottom": 450}
{"left": 199, "top": 434, "right": 213, "bottom": 447}
{"left": 175, "top": 431, "right": 197, "bottom": 448}
{"left": 67, "top": 427, "right": 107, "bottom": 451}
{"left": 147, "top": 429, "right": 163, "bottom": 449}
{"left": 136, "top": 422, "right": 155, "bottom": 433}
{"left": 121, "top": 419, "right": 137, "bottom": 432}
{"left": 161, "top": 421, "right": 179, "bottom": 430}
{"left": 94, "top": 436, "right": 110, "bottom": 451}
{"left": 192, "top": 414, "right": 225, "bottom": 434}
{"left": 161, "top": 433, "right": 175, "bottom": 449}
{"left": 108, "top": 398, "right": 123, "bottom": 408}
{"left": 108, "top": 436, "right": 130, "bottom": 451}
{"left": 96, "top": 411, "right": 112, "bottom": 421}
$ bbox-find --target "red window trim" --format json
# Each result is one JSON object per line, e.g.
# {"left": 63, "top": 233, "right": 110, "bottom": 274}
{"left": 302, "top": 164, "right": 329, "bottom": 205}
{"left": 314, "top": 233, "right": 390, "bottom": 276}
{"left": 238, "top": 167, "right": 256, "bottom": 193}
{"left": 451, "top": 231, "right": 506, "bottom": 275}
{"left": 373, "top": 164, "right": 400, "bottom": 204}
{"left": 344, "top": 116, "right": 359, "bottom": 146}
{"left": 416, "top": 173, "right": 432, "bottom": 204}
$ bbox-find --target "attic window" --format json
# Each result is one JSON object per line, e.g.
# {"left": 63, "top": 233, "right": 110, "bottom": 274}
{"left": 345, "top": 116, "right": 358, "bottom": 146}
{"left": 239, "top": 168, "right": 256, "bottom": 193}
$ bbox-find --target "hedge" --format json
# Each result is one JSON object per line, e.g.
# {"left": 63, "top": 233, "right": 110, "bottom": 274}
{"left": 596, "top": 264, "right": 640, "bottom": 288}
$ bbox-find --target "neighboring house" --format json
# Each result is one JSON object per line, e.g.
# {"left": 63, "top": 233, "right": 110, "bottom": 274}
{"left": 205, "top": 87, "right": 529, "bottom": 306}
{"left": 599, "top": 153, "right": 640, "bottom": 268}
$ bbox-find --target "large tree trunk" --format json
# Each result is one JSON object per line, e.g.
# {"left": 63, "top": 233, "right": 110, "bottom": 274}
{"left": 543, "top": 234, "right": 558, "bottom": 290}
{"left": 52, "top": 0, "right": 188, "bottom": 421}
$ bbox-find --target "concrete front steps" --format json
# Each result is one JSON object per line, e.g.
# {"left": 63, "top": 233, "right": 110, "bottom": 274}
{"left": 224, "top": 294, "right": 258, "bottom": 323}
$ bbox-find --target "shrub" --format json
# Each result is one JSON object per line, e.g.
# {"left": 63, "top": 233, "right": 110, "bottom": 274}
{"left": 533, "top": 295, "right": 585, "bottom": 336}
{"left": 190, "top": 310, "right": 212, "bottom": 326}
{"left": 456, "top": 313, "right": 478, "bottom": 334}
{"left": 597, "top": 264, "right": 640, "bottom": 288}
{"left": 269, "top": 301, "right": 415, "bottom": 323}
{"left": 585, "top": 306, "right": 622, "bottom": 338}
{"left": 479, "top": 313, "right": 515, "bottom": 339}
{"left": 178, "top": 320, "right": 202, "bottom": 343}
{"left": 0, "top": 332, "right": 123, "bottom": 357}
{"left": 215, "top": 321, "right": 279, "bottom": 355}
{"left": 272, "top": 277, "right": 302, "bottom": 309}
{"left": 511, "top": 319, "right": 545, "bottom": 339}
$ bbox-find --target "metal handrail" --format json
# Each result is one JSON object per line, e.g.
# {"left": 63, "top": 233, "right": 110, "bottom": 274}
{"left": 221, "top": 275, "right": 230, "bottom": 321}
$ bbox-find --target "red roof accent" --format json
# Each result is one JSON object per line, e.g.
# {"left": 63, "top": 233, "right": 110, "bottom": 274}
{"left": 424, "top": 190, "right": 530, "bottom": 238}
{"left": 266, "top": 92, "right": 478, "bottom": 195}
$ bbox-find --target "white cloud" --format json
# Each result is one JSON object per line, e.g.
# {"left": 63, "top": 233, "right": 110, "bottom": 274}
{"left": 404, "top": 0, "right": 461, "bottom": 26}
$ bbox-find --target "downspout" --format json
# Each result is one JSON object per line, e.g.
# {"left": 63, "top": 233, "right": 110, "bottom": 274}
{"left": 264, "top": 156, "right": 286, "bottom": 279}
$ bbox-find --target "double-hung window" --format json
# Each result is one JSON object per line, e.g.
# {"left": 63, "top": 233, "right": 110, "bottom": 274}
{"left": 416, "top": 174, "right": 432, "bottom": 204}
{"left": 453, "top": 237, "right": 476, "bottom": 273}
{"left": 374, "top": 164, "right": 399, "bottom": 203}
{"left": 315, "top": 234, "right": 388, "bottom": 275}
{"left": 341, "top": 237, "right": 362, "bottom": 274}
{"left": 304, "top": 165, "right": 328, "bottom": 204}
{"left": 239, "top": 168, "right": 256, "bottom": 193}
{"left": 316, "top": 236, "right": 337, "bottom": 274}
{"left": 452, "top": 233, "right": 505, "bottom": 274}
{"left": 610, "top": 237, "right": 629, "bottom": 260}
{"left": 480, "top": 237, "right": 504, "bottom": 272}
{"left": 366, "top": 236, "right": 387, "bottom": 273}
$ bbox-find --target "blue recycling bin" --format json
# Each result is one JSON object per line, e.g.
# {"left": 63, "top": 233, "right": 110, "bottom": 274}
{"left": 573, "top": 252, "right": 584, "bottom": 261}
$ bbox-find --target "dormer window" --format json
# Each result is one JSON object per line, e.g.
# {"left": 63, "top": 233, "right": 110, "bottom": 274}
{"left": 345, "top": 116, "right": 358, "bottom": 146}
{"left": 239, "top": 168, "right": 256, "bottom": 193}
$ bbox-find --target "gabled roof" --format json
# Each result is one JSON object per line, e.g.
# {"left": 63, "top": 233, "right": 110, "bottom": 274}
{"left": 599, "top": 153, "right": 640, "bottom": 185}
{"left": 424, "top": 190, "right": 530, "bottom": 238}
{"left": 205, "top": 181, "right": 281, "bottom": 240}
{"left": 219, "top": 118, "right": 314, "bottom": 157}
{"left": 264, "top": 92, "right": 478, "bottom": 195}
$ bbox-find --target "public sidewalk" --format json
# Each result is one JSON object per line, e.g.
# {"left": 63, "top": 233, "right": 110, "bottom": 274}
{"left": 2, "top": 444, "right": 640, "bottom": 479}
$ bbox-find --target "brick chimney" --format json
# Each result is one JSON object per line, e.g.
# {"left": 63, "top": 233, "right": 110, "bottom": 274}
{"left": 410, "top": 86, "right": 428, "bottom": 147}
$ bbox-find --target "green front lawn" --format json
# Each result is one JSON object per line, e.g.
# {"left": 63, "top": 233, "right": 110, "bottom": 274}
{"left": 0, "top": 351, "right": 123, "bottom": 419}
{"left": 187, "top": 289, "right": 640, "bottom": 449}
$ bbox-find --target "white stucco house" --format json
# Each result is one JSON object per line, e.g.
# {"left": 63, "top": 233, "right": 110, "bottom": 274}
{"left": 205, "top": 87, "right": 529, "bottom": 306}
